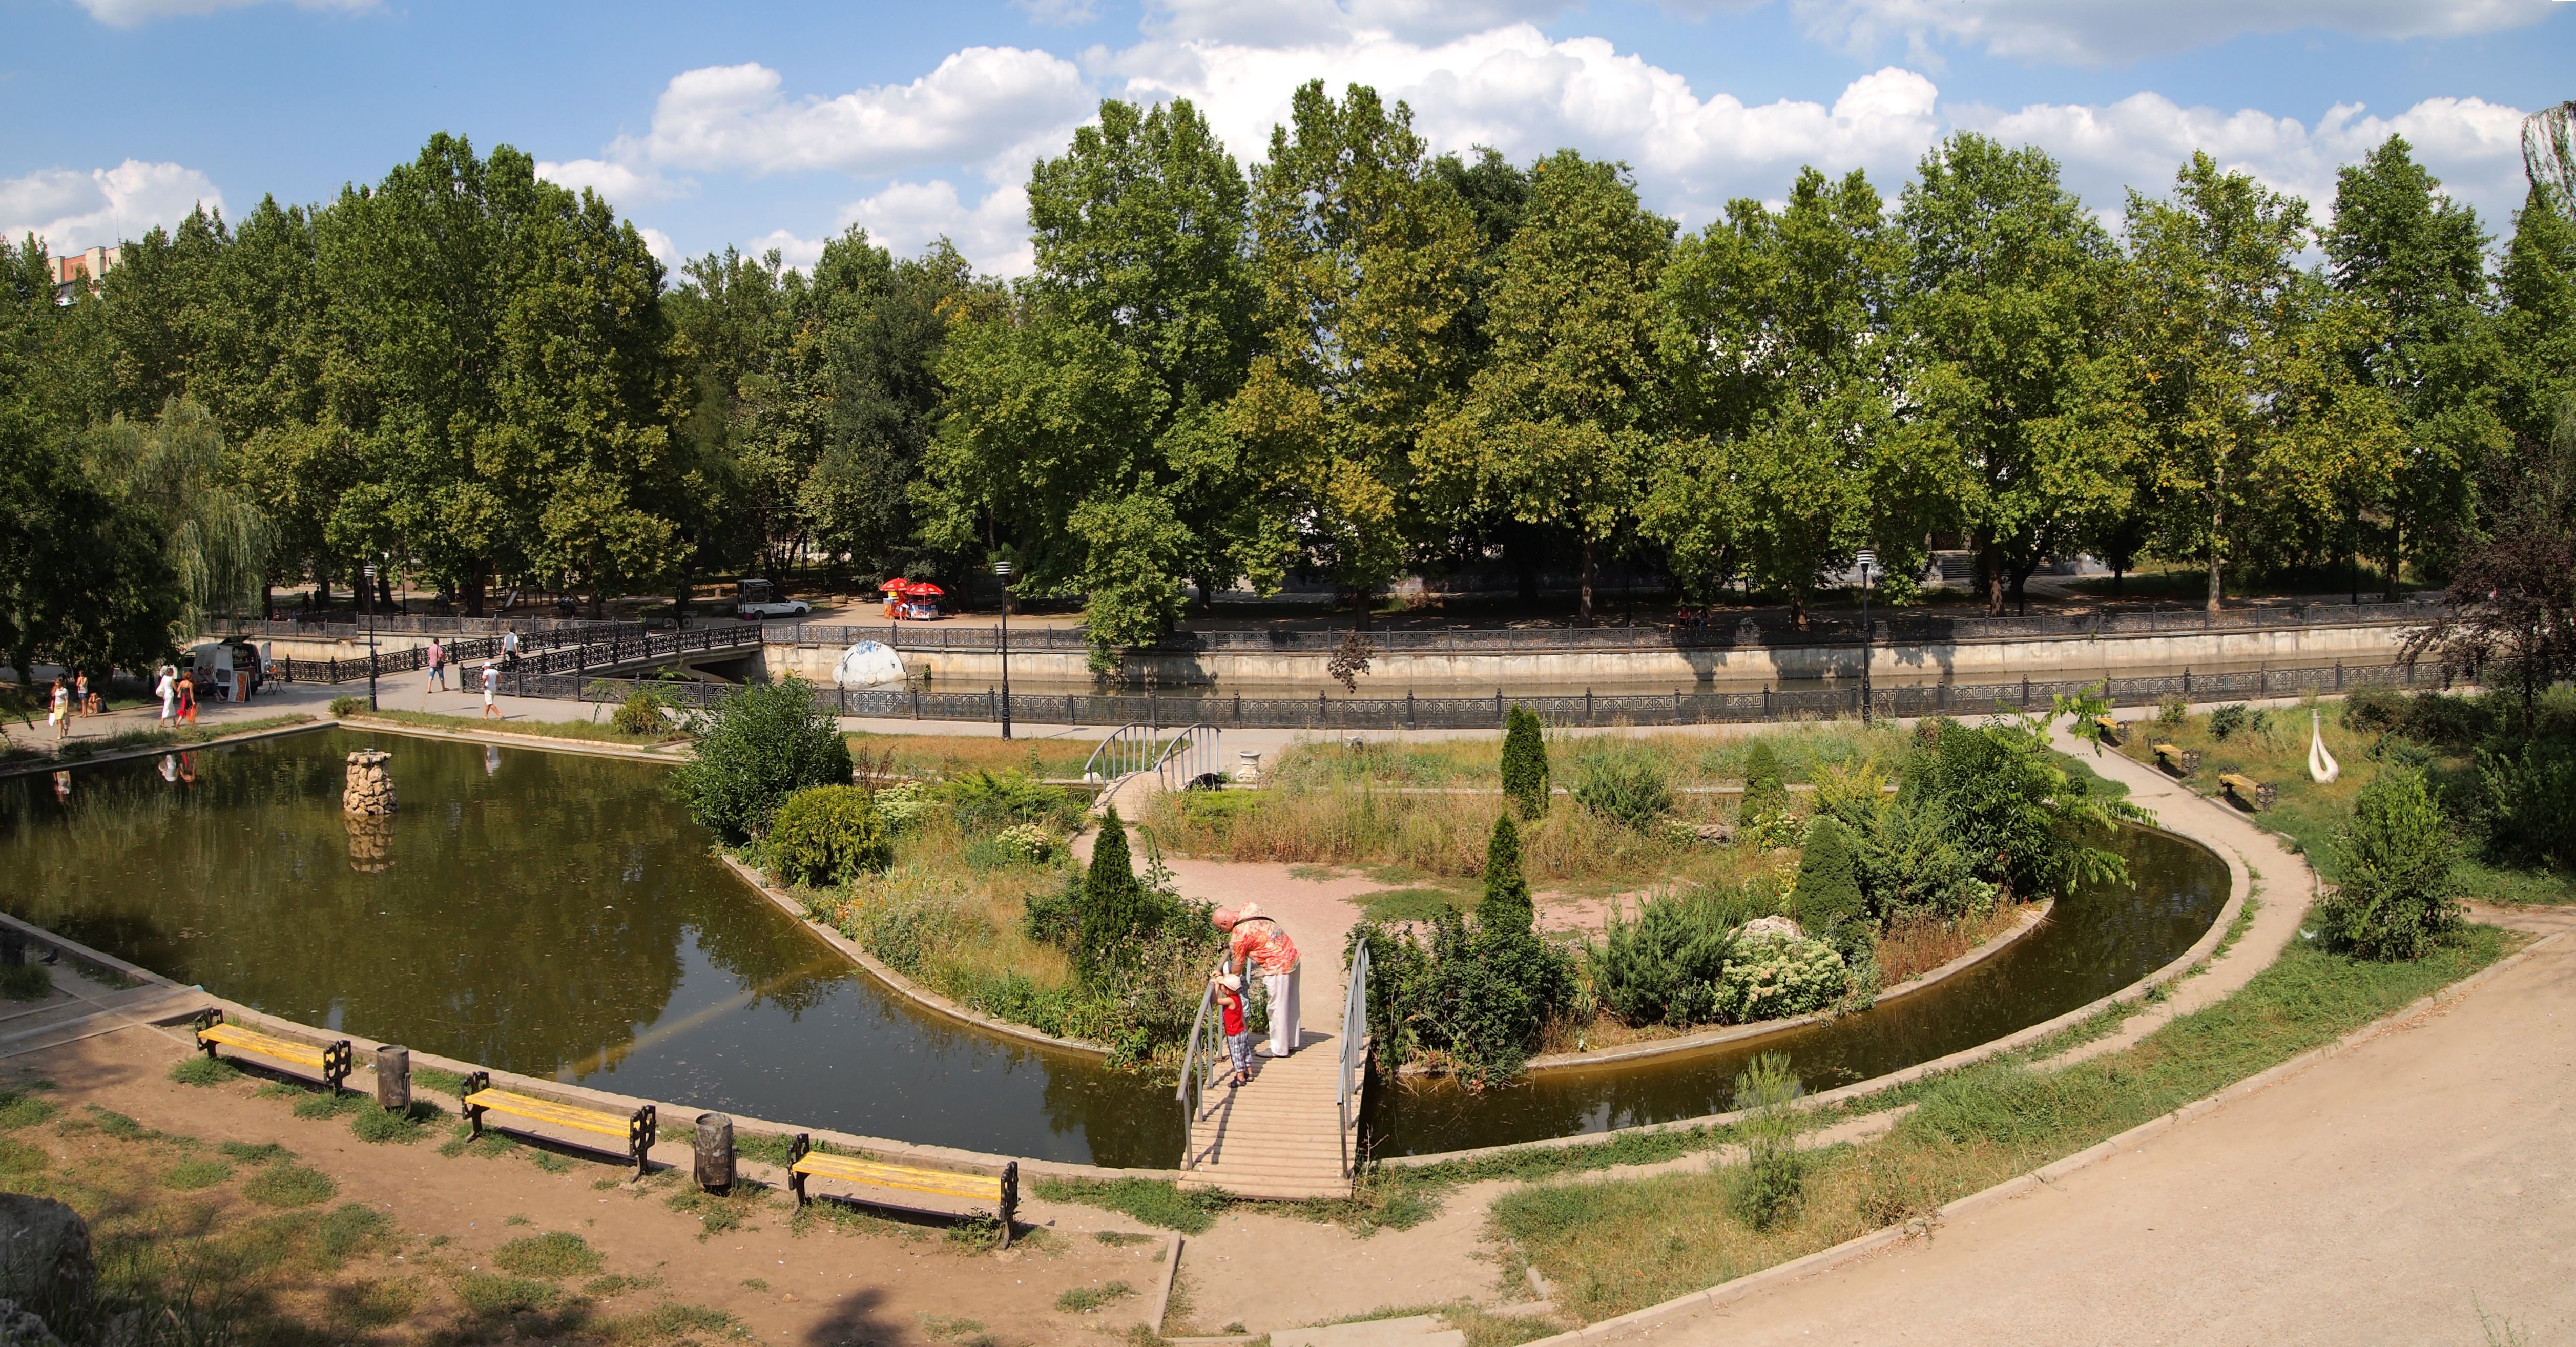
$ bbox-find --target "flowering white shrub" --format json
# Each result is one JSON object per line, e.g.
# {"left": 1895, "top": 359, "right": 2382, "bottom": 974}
{"left": 1715, "top": 930, "right": 1848, "bottom": 1022}
{"left": 873, "top": 781, "right": 934, "bottom": 832}
{"left": 998, "top": 822, "right": 1056, "bottom": 863}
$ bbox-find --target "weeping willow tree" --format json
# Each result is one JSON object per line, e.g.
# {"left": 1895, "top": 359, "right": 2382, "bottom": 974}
{"left": 2525, "top": 101, "right": 2576, "bottom": 218}
{"left": 85, "top": 399, "right": 275, "bottom": 642}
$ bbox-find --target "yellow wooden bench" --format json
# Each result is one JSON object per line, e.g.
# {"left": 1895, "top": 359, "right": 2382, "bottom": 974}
{"left": 460, "top": 1071, "right": 657, "bottom": 1179}
{"left": 2092, "top": 715, "right": 2121, "bottom": 746}
{"left": 2152, "top": 742, "right": 2200, "bottom": 777}
{"left": 786, "top": 1133, "right": 1018, "bottom": 1247}
{"left": 2219, "top": 772, "right": 2278, "bottom": 811}
{"left": 191, "top": 1009, "right": 351, "bottom": 1095}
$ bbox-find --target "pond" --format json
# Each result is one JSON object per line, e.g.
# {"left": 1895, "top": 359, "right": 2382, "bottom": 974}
{"left": 1360, "top": 823, "right": 2230, "bottom": 1155}
{"left": 0, "top": 728, "right": 1178, "bottom": 1167}
{"left": 2, "top": 728, "right": 2228, "bottom": 1168}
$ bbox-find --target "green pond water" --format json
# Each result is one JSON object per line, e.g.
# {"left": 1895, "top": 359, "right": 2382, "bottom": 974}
{"left": 1, "top": 727, "right": 2227, "bottom": 1167}
{"left": 0, "top": 728, "right": 1177, "bottom": 1166}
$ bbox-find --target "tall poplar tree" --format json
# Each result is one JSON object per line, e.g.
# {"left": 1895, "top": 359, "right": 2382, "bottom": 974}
{"left": 1233, "top": 82, "right": 1478, "bottom": 620}
{"left": 1900, "top": 135, "right": 2136, "bottom": 615}
{"left": 2322, "top": 135, "right": 2499, "bottom": 593}
{"left": 1424, "top": 151, "right": 1671, "bottom": 619}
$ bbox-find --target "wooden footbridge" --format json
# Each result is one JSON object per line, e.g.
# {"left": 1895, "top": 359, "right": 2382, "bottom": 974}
{"left": 1177, "top": 944, "right": 1370, "bottom": 1200}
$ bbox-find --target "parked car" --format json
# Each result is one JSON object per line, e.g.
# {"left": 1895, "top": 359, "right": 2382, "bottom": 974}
{"left": 735, "top": 579, "right": 811, "bottom": 618}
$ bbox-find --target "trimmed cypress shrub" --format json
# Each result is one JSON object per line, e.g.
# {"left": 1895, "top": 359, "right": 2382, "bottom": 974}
{"left": 1739, "top": 739, "right": 1795, "bottom": 847}
{"left": 766, "top": 784, "right": 894, "bottom": 887}
{"left": 1078, "top": 806, "right": 1149, "bottom": 976}
{"left": 2321, "top": 768, "right": 2463, "bottom": 960}
{"left": 1792, "top": 815, "right": 1869, "bottom": 967}
{"left": 1479, "top": 814, "right": 1535, "bottom": 934}
{"left": 1500, "top": 706, "right": 1550, "bottom": 819}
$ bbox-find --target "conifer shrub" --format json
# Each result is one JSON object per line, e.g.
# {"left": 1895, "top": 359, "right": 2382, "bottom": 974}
{"left": 1792, "top": 815, "right": 1869, "bottom": 963}
{"left": 1738, "top": 740, "right": 1797, "bottom": 847}
{"left": 2321, "top": 768, "right": 2463, "bottom": 960}
{"left": 1076, "top": 807, "right": 1150, "bottom": 976}
{"left": 1591, "top": 889, "right": 1738, "bottom": 1027}
{"left": 766, "top": 784, "right": 894, "bottom": 887}
{"left": 1500, "top": 706, "right": 1550, "bottom": 819}
{"left": 1352, "top": 815, "right": 1577, "bottom": 1086}
{"left": 1571, "top": 744, "right": 1675, "bottom": 831}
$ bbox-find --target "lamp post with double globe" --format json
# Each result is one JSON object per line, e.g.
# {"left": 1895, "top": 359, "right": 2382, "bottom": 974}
{"left": 1856, "top": 549, "right": 1876, "bottom": 724}
{"left": 992, "top": 558, "right": 1014, "bottom": 740}
{"left": 362, "top": 563, "right": 381, "bottom": 711}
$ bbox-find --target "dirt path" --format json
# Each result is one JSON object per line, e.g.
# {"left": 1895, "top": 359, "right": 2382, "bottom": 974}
{"left": 14, "top": 1023, "right": 1186, "bottom": 1347}
{"left": 1584, "top": 932, "right": 2576, "bottom": 1347}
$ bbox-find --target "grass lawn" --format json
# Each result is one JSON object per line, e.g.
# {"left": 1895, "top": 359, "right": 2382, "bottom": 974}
{"left": 844, "top": 731, "right": 1103, "bottom": 781}
{"left": 342, "top": 707, "right": 688, "bottom": 747}
{"left": 1487, "top": 922, "right": 2518, "bottom": 1322}
{"left": 2109, "top": 699, "right": 2575, "bottom": 906}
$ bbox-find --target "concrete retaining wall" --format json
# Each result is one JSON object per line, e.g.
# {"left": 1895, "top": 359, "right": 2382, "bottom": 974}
{"left": 763, "top": 620, "right": 2415, "bottom": 689}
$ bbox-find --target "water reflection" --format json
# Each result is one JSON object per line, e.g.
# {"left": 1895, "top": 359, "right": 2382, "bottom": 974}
{"left": 0, "top": 729, "right": 1176, "bottom": 1166}
{"left": 1365, "top": 825, "right": 2229, "bottom": 1155}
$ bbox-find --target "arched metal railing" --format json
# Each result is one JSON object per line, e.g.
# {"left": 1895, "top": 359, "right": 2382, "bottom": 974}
{"left": 1082, "top": 722, "right": 1222, "bottom": 791}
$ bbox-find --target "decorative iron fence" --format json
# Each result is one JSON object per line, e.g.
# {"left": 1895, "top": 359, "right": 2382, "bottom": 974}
{"left": 271, "top": 624, "right": 765, "bottom": 688}
{"left": 502, "top": 657, "right": 2448, "bottom": 730}
{"left": 233, "top": 615, "right": 646, "bottom": 640}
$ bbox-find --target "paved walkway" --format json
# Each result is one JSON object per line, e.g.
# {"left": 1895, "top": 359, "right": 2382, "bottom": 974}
{"left": 1591, "top": 924, "right": 2576, "bottom": 1347}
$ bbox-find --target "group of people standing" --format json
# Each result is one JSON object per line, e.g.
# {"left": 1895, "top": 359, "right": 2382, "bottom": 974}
{"left": 1209, "top": 903, "right": 1302, "bottom": 1089}
{"left": 43, "top": 670, "right": 117, "bottom": 739}
{"left": 422, "top": 637, "right": 508, "bottom": 719}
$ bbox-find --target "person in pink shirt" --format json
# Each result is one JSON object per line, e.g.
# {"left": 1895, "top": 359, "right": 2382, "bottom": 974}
{"left": 1214, "top": 904, "right": 1300, "bottom": 1058}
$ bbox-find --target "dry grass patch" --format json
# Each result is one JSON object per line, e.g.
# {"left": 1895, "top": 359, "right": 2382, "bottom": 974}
{"left": 1874, "top": 901, "right": 2031, "bottom": 985}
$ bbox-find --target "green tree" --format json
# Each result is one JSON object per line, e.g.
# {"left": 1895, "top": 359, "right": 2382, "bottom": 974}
{"left": 1233, "top": 82, "right": 1479, "bottom": 618}
{"left": 2122, "top": 153, "right": 2383, "bottom": 611}
{"left": 925, "top": 100, "right": 1271, "bottom": 662}
{"left": 1477, "top": 812, "right": 1535, "bottom": 934}
{"left": 1422, "top": 151, "right": 1672, "bottom": 618}
{"left": 2322, "top": 135, "right": 2500, "bottom": 592}
{"left": 1909, "top": 718, "right": 2137, "bottom": 899}
{"left": 669, "top": 677, "right": 851, "bottom": 843}
{"left": 82, "top": 398, "right": 273, "bottom": 640}
{"left": 1079, "top": 804, "right": 1149, "bottom": 976}
{"left": 1900, "top": 135, "right": 2136, "bottom": 615}
{"left": 2320, "top": 768, "right": 2462, "bottom": 960}
{"left": 1648, "top": 168, "right": 1906, "bottom": 624}
{"left": 2497, "top": 183, "right": 2576, "bottom": 479}
{"left": 1499, "top": 704, "right": 1550, "bottom": 819}
{"left": 1792, "top": 814, "right": 1864, "bottom": 938}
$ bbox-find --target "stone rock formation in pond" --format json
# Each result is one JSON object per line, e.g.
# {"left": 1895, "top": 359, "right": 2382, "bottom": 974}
{"left": 343, "top": 751, "right": 396, "bottom": 816}
{"left": 345, "top": 813, "right": 394, "bottom": 873}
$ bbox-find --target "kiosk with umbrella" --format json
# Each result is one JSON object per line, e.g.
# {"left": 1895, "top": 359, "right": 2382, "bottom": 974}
{"left": 881, "top": 578, "right": 944, "bottom": 621}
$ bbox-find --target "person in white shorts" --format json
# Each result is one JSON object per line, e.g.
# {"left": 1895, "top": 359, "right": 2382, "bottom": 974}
{"left": 480, "top": 661, "right": 501, "bottom": 719}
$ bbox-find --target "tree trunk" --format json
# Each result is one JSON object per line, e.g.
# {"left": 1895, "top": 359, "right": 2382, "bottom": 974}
{"left": 2205, "top": 551, "right": 2222, "bottom": 613}
{"left": 259, "top": 575, "right": 273, "bottom": 622}
{"left": 465, "top": 564, "right": 486, "bottom": 618}
{"left": 1579, "top": 535, "right": 1596, "bottom": 621}
{"left": 2112, "top": 566, "right": 2125, "bottom": 598}
{"left": 2008, "top": 555, "right": 2040, "bottom": 617}
{"left": 1194, "top": 573, "right": 1218, "bottom": 618}
{"left": 377, "top": 572, "right": 394, "bottom": 612}
{"left": 2206, "top": 483, "right": 2224, "bottom": 614}
{"left": 1514, "top": 521, "right": 1540, "bottom": 607}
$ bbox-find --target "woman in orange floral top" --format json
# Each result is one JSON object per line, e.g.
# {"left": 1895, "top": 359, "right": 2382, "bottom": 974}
{"left": 1214, "top": 904, "right": 1301, "bottom": 1058}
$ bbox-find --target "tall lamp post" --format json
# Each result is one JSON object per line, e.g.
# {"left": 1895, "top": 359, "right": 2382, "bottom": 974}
{"left": 362, "top": 562, "right": 381, "bottom": 712}
{"left": 1856, "top": 549, "right": 1876, "bottom": 725}
{"left": 991, "top": 558, "right": 1014, "bottom": 740}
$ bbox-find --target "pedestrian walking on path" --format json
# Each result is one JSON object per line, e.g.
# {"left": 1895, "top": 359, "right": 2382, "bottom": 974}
{"left": 176, "top": 671, "right": 196, "bottom": 726}
{"left": 47, "top": 677, "right": 70, "bottom": 740}
{"left": 480, "top": 661, "right": 500, "bottom": 719}
{"left": 427, "top": 637, "right": 447, "bottom": 692}
{"left": 156, "top": 665, "right": 176, "bottom": 722}
{"left": 1216, "top": 903, "right": 1302, "bottom": 1058}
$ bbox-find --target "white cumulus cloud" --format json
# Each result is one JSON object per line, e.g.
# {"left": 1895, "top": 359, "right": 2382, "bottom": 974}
{"left": 536, "top": 157, "right": 686, "bottom": 206}
{"left": 1793, "top": 0, "right": 2556, "bottom": 66}
{"left": 838, "top": 181, "right": 1036, "bottom": 276}
{"left": 1111, "top": 25, "right": 1940, "bottom": 226}
{"left": 1964, "top": 92, "right": 2532, "bottom": 227}
{"left": 77, "top": 0, "right": 370, "bottom": 25}
{"left": 629, "top": 49, "right": 1093, "bottom": 179}
{"left": 0, "top": 160, "right": 225, "bottom": 251}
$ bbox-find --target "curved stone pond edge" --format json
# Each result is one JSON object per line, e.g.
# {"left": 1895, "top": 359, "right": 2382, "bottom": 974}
{"left": 1509, "top": 897, "right": 2055, "bottom": 1077}
{"left": 1379, "top": 818, "right": 2254, "bottom": 1169}
{"left": 716, "top": 855, "right": 1117, "bottom": 1059}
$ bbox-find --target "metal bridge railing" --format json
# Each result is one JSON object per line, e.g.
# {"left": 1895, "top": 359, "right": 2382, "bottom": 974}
{"left": 1339, "top": 940, "right": 1372, "bottom": 1178}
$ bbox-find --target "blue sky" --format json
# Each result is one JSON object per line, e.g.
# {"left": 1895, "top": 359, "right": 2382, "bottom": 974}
{"left": 4, "top": 0, "right": 2568, "bottom": 276}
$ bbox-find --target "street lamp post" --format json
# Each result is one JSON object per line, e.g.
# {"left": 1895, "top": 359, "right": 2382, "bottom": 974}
{"left": 1856, "top": 549, "right": 1876, "bottom": 725}
{"left": 991, "top": 559, "right": 1014, "bottom": 740}
{"left": 362, "top": 563, "right": 381, "bottom": 712}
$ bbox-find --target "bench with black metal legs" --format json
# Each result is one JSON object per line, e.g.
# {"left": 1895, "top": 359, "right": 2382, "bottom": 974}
{"left": 459, "top": 1071, "right": 656, "bottom": 1179}
{"left": 785, "top": 1134, "right": 1017, "bottom": 1248}
{"left": 192, "top": 1009, "right": 351, "bottom": 1095}
{"left": 2153, "top": 742, "right": 2200, "bottom": 777}
{"left": 2092, "top": 715, "right": 2122, "bottom": 746}
{"left": 2219, "top": 773, "right": 2278, "bottom": 811}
